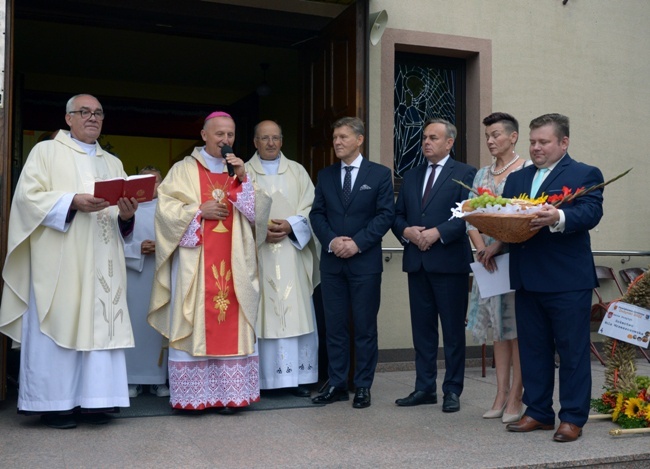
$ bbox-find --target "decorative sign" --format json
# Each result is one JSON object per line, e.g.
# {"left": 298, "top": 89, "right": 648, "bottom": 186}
{"left": 598, "top": 301, "right": 650, "bottom": 349}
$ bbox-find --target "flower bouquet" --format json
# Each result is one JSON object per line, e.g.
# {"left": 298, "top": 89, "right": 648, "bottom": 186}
{"left": 451, "top": 169, "right": 631, "bottom": 243}
{"left": 590, "top": 376, "right": 650, "bottom": 435}
{"left": 590, "top": 268, "right": 650, "bottom": 436}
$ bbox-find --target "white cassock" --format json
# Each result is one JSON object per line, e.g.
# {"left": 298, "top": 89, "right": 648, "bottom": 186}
{"left": 246, "top": 152, "right": 319, "bottom": 390}
{"left": 123, "top": 199, "right": 167, "bottom": 385}
{"left": 1, "top": 133, "right": 132, "bottom": 412}
{"left": 19, "top": 285, "right": 129, "bottom": 411}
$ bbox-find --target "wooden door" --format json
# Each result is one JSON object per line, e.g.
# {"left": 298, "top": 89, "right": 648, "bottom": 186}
{"left": 300, "top": 1, "right": 367, "bottom": 387}
{"left": 300, "top": 0, "right": 367, "bottom": 181}
{"left": 0, "top": 0, "right": 14, "bottom": 401}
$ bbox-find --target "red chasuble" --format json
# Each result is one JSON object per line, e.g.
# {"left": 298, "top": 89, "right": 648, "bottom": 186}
{"left": 198, "top": 167, "right": 244, "bottom": 356}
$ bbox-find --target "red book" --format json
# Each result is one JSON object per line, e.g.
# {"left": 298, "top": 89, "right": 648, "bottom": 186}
{"left": 93, "top": 174, "right": 156, "bottom": 205}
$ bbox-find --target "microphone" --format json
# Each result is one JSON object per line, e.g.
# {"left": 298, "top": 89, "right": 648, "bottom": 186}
{"left": 221, "top": 145, "right": 235, "bottom": 177}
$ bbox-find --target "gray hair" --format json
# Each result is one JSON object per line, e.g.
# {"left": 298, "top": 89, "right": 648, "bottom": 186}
{"left": 332, "top": 117, "right": 365, "bottom": 137}
{"left": 65, "top": 94, "right": 98, "bottom": 113}
{"left": 423, "top": 118, "right": 457, "bottom": 140}
{"left": 140, "top": 166, "right": 163, "bottom": 183}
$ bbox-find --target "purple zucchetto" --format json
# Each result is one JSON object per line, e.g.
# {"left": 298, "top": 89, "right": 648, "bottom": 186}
{"left": 205, "top": 111, "right": 232, "bottom": 122}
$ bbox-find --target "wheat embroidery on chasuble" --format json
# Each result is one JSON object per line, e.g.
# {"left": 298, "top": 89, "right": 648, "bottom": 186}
{"left": 198, "top": 167, "right": 239, "bottom": 356}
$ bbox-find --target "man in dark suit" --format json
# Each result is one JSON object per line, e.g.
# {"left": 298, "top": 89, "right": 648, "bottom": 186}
{"left": 392, "top": 118, "right": 476, "bottom": 413}
{"left": 309, "top": 117, "right": 395, "bottom": 409}
{"left": 503, "top": 113, "right": 603, "bottom": 442}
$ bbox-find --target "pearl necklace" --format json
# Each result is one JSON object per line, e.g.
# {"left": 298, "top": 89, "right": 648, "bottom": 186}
{"left": 490, "top": 153, "right": 520, "bottom": 176}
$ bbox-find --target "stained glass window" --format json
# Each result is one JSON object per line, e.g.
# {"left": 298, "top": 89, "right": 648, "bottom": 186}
{"left": 394, "top": 53, "right": 465, "bottom": 180}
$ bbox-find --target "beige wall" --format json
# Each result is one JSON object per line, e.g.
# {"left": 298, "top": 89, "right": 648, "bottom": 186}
{"left": 10, "top": 2, "right": 648, "bottom": 352}
{"left": 369, "top": 0, "right": 650, "bottom": 350}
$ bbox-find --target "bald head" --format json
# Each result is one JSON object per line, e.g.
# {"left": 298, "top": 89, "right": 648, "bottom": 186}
{"left": 254, "top": 120, "right": 283, "bottom": 160}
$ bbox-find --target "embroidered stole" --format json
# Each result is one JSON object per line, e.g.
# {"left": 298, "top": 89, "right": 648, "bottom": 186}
{"left": 198, "top": 167, "right": 241, "bottom": 356}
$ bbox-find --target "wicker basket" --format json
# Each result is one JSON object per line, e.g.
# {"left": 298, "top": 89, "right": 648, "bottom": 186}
{"left": 464, "top": 211, "right": 540, "bottom": 243}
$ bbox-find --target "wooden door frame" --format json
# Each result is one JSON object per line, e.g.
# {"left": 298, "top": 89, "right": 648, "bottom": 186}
{"left": 299, "top": 0, "right": 368, "bottom": 181}
{"left": 0, "top": 0, "right": 14, "bottom": 401}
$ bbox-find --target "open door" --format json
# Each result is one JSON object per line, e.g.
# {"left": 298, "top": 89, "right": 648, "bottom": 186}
{"left": 300, "top": 0, "right": 367, "bottom": 181}
{"left": 0, "top": 0, "right": 14, "bottom": 401}
{"left": 299, "top": 0, "right": 368, "bottom": 386}
{"left": 0, "top": 0, "right": 369, "bottom": 401}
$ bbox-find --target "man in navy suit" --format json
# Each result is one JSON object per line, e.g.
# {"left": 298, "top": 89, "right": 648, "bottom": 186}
{"left": 392, "top": 118, "right": 476, "bottom": 412}
{"left": 503, "top": 113, "right": 604, "bottom": 442}
{"left": 309, "top": 117, "right": 395, "bottom": 409}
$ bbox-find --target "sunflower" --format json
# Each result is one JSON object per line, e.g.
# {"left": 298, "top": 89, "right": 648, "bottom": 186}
{"left": 624, "top": 397, "right": 644, "bottom": 418}
{"left": 612, "top": 393, "right": 625, "bottom": 421}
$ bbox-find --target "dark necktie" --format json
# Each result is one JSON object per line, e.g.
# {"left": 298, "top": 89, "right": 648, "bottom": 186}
{"left": 343, "top": 166, "right": 354, "bottom": 206}
{"left": 422, "top": 164, "right": 438, "bottom": 205}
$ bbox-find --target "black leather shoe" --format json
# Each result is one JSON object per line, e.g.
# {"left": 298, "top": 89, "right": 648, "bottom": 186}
{"left": 41, "top": 414, "right": 77, "bottom": 429}
{"left": 216, "top": 407, "right": 237, "bottom": 415}
{"left": 311, "top": 386, "right": 349, "bottom": 404}
{"left": 395, "top": 390, "right": 438, "bottom": 407}
{"left": 352, "top": 387, "right": 371, "bottom": 409}
{"left": 442, "top": 392, "right": 460, "bottom": 413}
{"left": 78, "top": 412, "right": 112, "bottom": 424}
{"left": 290, "top": 385, "right": 312, "bottom": 398}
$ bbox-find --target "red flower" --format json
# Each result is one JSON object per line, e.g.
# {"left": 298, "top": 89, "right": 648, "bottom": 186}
{"left": 639, "top": 388, "right": 649, "bottom": 402}
{"left": 602, "top": 392, "right": 617, "bottom": 407}
{"left": 547, "top": 186, "right": 585, "bottom": 205}
{"left": 477, "top": 187, "right": 495, "bottom": 197}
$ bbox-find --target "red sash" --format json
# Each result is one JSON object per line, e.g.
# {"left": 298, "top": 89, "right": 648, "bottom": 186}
{"left": 198, "top": 167, "right": 240, "bottom": 356}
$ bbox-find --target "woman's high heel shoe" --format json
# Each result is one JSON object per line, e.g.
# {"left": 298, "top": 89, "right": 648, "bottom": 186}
{"left": 502, "top": 406, "right": 525, "bottom": 424}
{"left": 482, "top": 402, "right": 506, "bottom": 419}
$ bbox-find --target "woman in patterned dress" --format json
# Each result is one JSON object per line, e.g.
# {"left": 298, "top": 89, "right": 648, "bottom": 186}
{"left": 466, "top": 112, "right": 527, "bottom": 423}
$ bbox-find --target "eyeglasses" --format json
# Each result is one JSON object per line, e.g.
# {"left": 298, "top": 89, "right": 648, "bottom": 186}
{"left": 256, "top": 136, "right": 282, "bottom": 143}
{"left": 69, "top": 109, "right": 105, "bottom": 120}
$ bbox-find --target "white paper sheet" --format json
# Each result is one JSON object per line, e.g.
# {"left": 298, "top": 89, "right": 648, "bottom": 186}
{"left": 470, "top": 253, "right": 514, "bottom": 299}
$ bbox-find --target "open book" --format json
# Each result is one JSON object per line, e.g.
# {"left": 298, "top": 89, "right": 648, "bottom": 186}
{"left": 94, "top": 174, "right": 156, "bottom": 205}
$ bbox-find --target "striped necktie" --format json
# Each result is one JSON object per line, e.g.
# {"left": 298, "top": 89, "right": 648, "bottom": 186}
{"left": 422, "top": 164, "right": 439, "bottom": 205}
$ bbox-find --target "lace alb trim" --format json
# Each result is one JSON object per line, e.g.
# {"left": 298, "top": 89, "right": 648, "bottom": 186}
{"left": 179, "top": 211, "right": 202, "bottom": 247}
{"left": 169, "top": 357, "right": 260, "bottom": 409}
{"left": 232, "top": 181, "right": 255, "bottom": 223}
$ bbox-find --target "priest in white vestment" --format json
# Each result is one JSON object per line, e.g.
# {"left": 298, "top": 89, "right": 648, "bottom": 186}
{"left": 149, "top": 112, "right": 271, "bottom": 411}
{"left": 124, "top": 167, "right": 169, "bottom": 398}
{"left": 245, "top": 120, "right": 320, "bottom": 397}
{"left": 0, "top": 94, "right": 137, "bottom": 429}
